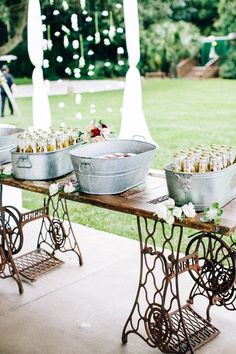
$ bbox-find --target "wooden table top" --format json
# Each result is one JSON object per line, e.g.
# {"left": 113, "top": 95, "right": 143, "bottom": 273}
{"left": 1, "top": 169, "right": 236, "bottom": 236}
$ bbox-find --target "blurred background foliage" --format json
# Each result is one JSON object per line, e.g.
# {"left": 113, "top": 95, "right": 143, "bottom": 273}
{"left": 0, "top": 0, "right": 235, "bottom": 79}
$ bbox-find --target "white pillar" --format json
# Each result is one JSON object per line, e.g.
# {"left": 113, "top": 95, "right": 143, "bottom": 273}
{"left": 119, "top": 0, "right": 156, "bottom": 145}
{"left": 27, "top": 0, "right": 51, "bottom": 130}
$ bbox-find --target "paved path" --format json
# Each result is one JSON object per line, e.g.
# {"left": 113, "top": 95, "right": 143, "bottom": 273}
{"left": 14, "top": 79, "right": 125, "bottom": 98}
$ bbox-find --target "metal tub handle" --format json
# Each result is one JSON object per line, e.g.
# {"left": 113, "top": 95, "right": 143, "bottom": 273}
{"left": 79, "top": 162, "right": 94, "bottom": 174}
{"left": 16, "top": 155, "right": 32, "bottom": 169}
{"left": 174, "top": 172, "right": 192, "bottom": 193}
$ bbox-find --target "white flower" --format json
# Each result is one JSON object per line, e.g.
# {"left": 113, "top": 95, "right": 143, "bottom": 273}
{"left": 172, "top": 206, "right": 182, "bottom": 219}
{"left": 3, "top": 166, "right": 12, "bottom": 176}
{"left": 164, "top": 198, "right": 175, "bottom": 207}
{"left": 49, "top": 183, "right": 59, "bottom": 196}
{"left": 155, "top": 204, "right": 168, "bottom": 221}
{"left": 165, "top": 210, "right": 175, "bottom": 225}
{"left": 64, "top": 182, "right": 76, "bottom": 193}
{"left": 182, "top": 202, "right": 196, "bottom": 218}
{"left": 101, "top": 127, "right": 110, "bottom": 138}
{"left": 205, "top": 208, "right": 218, "bottom": 220}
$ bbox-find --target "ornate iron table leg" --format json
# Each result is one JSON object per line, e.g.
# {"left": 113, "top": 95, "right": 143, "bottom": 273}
{"left": 37, "top": 195, "right": 83, "bottom": 265}
{"left": 186, "top": 232, "right": 236, "bottom": 321}
{"left": 0, "top": 185, "right": 23, "bottom": 294}
{"left": 122, "top": 217, "right": 220, "bottom": 354}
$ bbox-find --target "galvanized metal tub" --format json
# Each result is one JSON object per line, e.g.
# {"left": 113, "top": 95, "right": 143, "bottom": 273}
{"left": 70, "top": 139, "right": 157, "bottom": 194}
{"left": 0, "top": 127, "right": 24, "bottom": 165}
{"left": 165, "top": 163, "right": 236, "bottom": 211}
{"left": 11, "top": 144, "right": 80, "bottom": 180}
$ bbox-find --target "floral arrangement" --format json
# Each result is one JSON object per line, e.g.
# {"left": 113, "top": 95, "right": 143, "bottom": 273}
{"left": 49, "top": 181, "right": 78, "bottom": 196}
{"left": 81, "top": 120, "right": 112, "bottom": 143}
{"left": 154, "top": 198, "right": 196, "bottom": 225}
{"left": 200, "top": 202, "right": 223, "bottom": 224}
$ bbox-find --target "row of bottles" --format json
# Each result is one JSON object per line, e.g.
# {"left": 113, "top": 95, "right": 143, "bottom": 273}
{"left": 16, "top": 127, "right": 83, "bottom": 153}
{"left": 173, "top": 145, "right": 236, "bottom": 173}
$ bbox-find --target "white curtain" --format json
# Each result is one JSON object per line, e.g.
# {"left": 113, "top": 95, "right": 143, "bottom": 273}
{"left": 119, "top": 0, "right": 156, "bottom": 145}
{"left": 27, "top": 0, "right": 51, "bottom": 130}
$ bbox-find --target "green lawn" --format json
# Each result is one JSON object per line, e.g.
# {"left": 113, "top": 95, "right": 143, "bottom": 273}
{"left": 4, "top": 78, "right": 236, "bottom": 242}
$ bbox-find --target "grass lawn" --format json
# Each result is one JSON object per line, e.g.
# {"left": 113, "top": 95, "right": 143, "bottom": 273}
{"left": 3, "top": 78, "right": 236, "bottom": 243}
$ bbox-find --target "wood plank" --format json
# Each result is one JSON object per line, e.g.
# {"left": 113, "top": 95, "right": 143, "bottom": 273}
{"left": 1, "top": 173, "right": 236, "bottom": 236}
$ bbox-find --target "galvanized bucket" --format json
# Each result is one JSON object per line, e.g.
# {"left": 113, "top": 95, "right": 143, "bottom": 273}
{"left": 165, "top": 163, "right": 236, "bottom": 211}
{"left": 0, "top": 127, "right": 24, "bottom": 165}
{"left": 70, "top": 139, "right": 157, "bottom": 194}
{"left": 11, "top": 144, "right": 79, "bottom": 180}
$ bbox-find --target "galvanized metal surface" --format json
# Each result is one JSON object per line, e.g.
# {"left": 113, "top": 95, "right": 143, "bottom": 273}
{"left": 11, "top": 144, "right": 80, "bottom": 180}
{"left": 70, "top": 139, "right": 157, "bottom": 194}
{"left": 165, "top": 163, "right": 236, "bottom": 211}
{"left": 0, "top": 127, "right": 24, "bottom": 165}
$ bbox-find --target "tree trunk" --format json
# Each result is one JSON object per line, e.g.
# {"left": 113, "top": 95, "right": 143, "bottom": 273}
{"left": 0, "top": 1, "right": 28, "bottom": 56}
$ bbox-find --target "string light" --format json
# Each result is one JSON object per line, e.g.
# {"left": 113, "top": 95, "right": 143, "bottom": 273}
{"left": 115, "top": 3, "right": 122, "bottom": 9}
{"left": 118, "top": 60, "right": 124, "bottom": 66}
{"left": 104, "top": 62, "right": 111, "bottom": 67}
{"left": 85, "top": 16, "right": 93, "bottom": 22}
{"left": 74, "top": 68, "right": 81, "bottom": 78}
{"left": 88, "top": 50, "right": 94, "bottom": 56}
{"left": 62, "top": 0, "right": 69, "bottom": 11}
{"left": 102, "top": 10, "right": 108, "bottom": 17}
{"left": 82, "top": 10, "right": 88, "bottom": 15}
{"left": 43, "top": 59, "right": 49, "bottom": 68}
{"left": 117, "top": 27, "right": 123, "bottom": 33}
{"left": 103, "top": 29, "right": 109, "bottom": 35}
{"left": 80, "top": 0, "right": 86, "bottom": 9}
{"left": 117, "top": 47, "right": 124, "bottom": 54}
{"left": 65, "top": 67, "right": 72, "bottom": 75}
{"left": 56, "top": 56, "right": 63, "bottom": 62}
{"left": 71, "top": 14, "right": 79, "bottom": 31}
{"left": 64, "top": 35, "right": 69, "bottom": 48}
{"left": 54, "top": 31, "right": 60, "bottom": 37}
{"left": 104, "top": 38, "right": 111, "bottom": 46}
{"left": 72, "top": 40, "right": 79, "bottom": 49}
{"left": 42, "top": 24, "right": 47, "bottom": 32}
{"left": 87, "top": 35, "right": 93, "bottom": 41}
{"left": 73, "top": 54, "right": 79, "bottom": 60}
{"left": 41, "top": 15, "right": 46, "bottom": 20}
{"left": 89, "top": 64, "right": 95, "bottom": 70}
{"left": 62, "top": 25, "right": 70, "bottom": 35}
{"left": 53, "top": 10, "right": 60, "bottom": 16}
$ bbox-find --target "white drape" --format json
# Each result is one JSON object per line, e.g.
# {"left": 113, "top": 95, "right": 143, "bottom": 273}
{"left": 119, "top": 0, "right": 156, "bottom": 145}
{"left": 27, "top": 0, "right": 51, "bottom": 130}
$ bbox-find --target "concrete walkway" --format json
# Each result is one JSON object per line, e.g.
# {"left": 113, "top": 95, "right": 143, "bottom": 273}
{"left": 0, "top": 219, "right": 235, "bottom": 354}
{"left": 14, "top": 79, "right": 125, "bottom": 98}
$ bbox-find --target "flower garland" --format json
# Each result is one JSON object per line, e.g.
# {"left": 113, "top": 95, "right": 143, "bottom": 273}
{"left": 154, "top": 199, "right": 196, "bottom": 225}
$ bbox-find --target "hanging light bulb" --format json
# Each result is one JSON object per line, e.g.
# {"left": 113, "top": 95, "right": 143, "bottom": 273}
{"left": 117, "top": 47, "right": 124, "bottom": 54}
{"left": 65, "top": 67, "right": 72, "bottom": 75}
{"left": 47, "top": 40, "right": 53, "bottom": 50}
{"left": 117, "top": 27, "right": 124, "bottom": 34}
{"left": 73, "top": 54, "right": 79, "bottom": 60}
{"left": 104, "top": 62, "right": 111, "bottom": 67}
{"left": 41, "top": 15, "right": 46, "bottom": 21}
{"left": 62, "top": 1, "right": 69, "bottom": 11}
{"left": 53, "top": 9, "right": 60, "bottom": 16}
{"left": 85, "top": 16, "right": 93, "bottom": 22}
{"left": 115, "top": 3, "right": 122, "bottom": 9}
{"left": 118, "top": 60, "right": 124, "bottom": 66}
{"left": 42, "top": 24, "right": 47, "bottom": 32}
{"left": 64, "top": 35, "right": 69, "bottom": 48}
{"left": 56, "top": 56, "right": 63, "bottom": 63}
{"left": 88, "top": 71, "right": 95, "bottom": 77}
{"left": 88, "top": 50, "right": 94, "bottom": 56}
{"left": 104, "top": 38, "right": 111, "bottom": 46}
{"left": 71, "top": 14, "right": 79, "bottom": 31}
{"left": 80, "top": 0, "right": 86, "bottom": 9}
{"left": 62, "top": 25, "right": 70, "bottom": 35}
{"left": 87, "top": 35, "right": 94, "bottom": 41}
{"left": 102, "top": 10, "right": 108, "bottom": 17}
{"left": 72, "top": 40, "right": 79, "bottom": 49}
{"left": 43, "top": 59, "right": 49, "bottom": 68}
{"left": 54, "top": 31, "right": 60, "bottom": 37}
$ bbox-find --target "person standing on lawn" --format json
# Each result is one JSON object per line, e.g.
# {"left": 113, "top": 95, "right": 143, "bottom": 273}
{"left": 0, "top": 65, "right": 15, "bottom": 117}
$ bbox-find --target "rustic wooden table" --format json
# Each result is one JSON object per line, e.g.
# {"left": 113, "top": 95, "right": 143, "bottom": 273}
{"left": 0, "top": 170, "right": 235, "bottom": 354}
